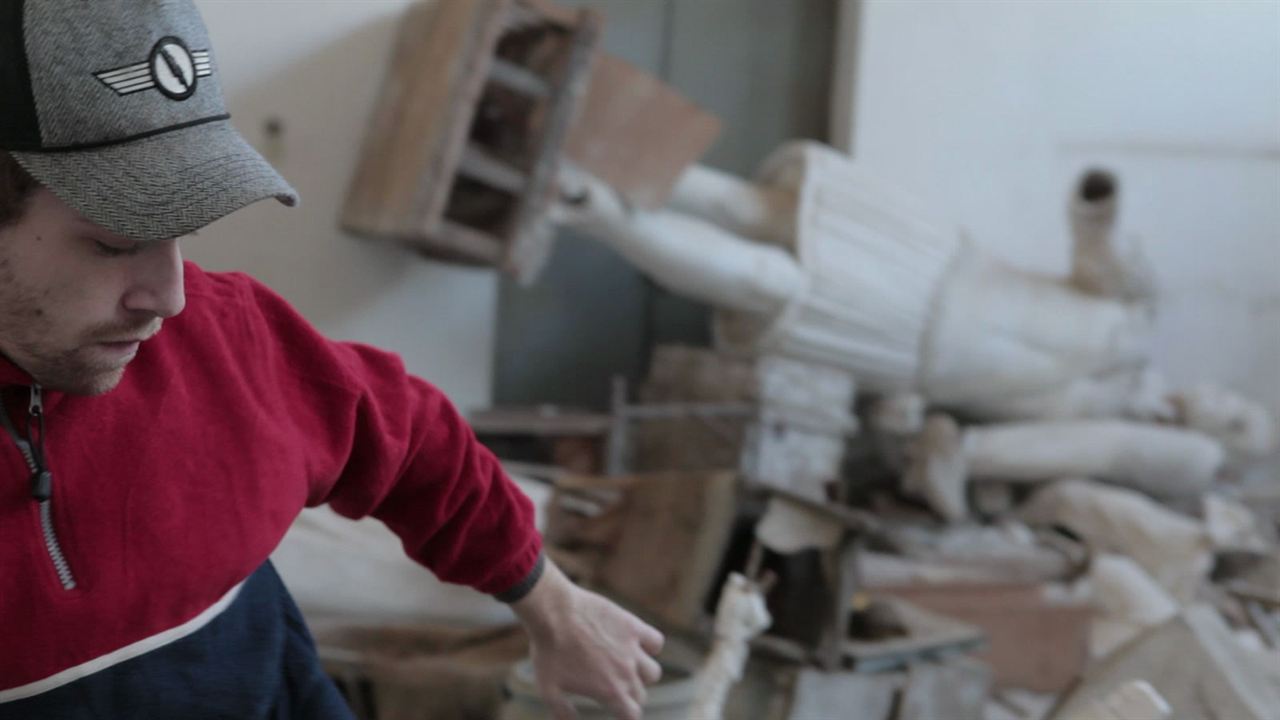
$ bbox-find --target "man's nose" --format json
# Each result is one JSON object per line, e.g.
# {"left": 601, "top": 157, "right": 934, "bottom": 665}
{"left": 121, "top": 239, "right": 186, "bottom": 319}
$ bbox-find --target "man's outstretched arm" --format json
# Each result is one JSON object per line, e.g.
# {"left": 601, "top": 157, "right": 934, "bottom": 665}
{"left": 511, "top": 560, "right": 665, "bottom": 720}
{"left": 227, "top": 273, "right": 665, "bottom": 715}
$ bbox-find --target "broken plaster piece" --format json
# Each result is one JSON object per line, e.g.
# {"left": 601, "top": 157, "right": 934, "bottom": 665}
{"left": 755, "top": 496, "right": 844, "bottom": 554}
{"left": 1204, "top": 494, "right": 1269, "bottom": 551}
{"left": 1019, "top": 479, "right": 1212, "bottom": 602}
{"left": 902, "top": 414, "right": 968, "bottom": 522}
{"left": 1050, "top": 605, "right": 1280, "bottom": 720}
{"left": 1062, "top": 680, "right": 1170, "bottom": 720}
{"left": 964, "top": 420, "right": 1224, "bottom": 499}
{"left": 1087, "top": 554, "right": 1179, "bottom": 659}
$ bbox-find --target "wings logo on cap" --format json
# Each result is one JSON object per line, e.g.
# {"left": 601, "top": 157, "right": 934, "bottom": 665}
{"left": 94, "top": 37, "right": 212, "bottom": 100}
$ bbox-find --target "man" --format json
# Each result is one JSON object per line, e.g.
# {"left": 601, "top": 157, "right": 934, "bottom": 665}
{"left": 0, "top": 2, "right": 662, "bottom": 718}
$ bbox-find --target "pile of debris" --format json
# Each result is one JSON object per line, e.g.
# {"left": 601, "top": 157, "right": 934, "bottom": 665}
{"left": 469, "top": 159, "right": 1280, "bottom": 716}
{"left": 501, "top": 340, "right": 1280, "bottom": 719}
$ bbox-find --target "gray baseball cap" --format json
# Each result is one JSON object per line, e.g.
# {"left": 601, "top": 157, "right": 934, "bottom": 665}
{"left": 0, "top": 0, "right": 298, "bottom": 242}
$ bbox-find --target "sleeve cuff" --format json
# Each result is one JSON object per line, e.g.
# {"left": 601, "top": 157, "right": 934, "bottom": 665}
{"left": 493, "top": 550, "right": 546, "bottom": 603}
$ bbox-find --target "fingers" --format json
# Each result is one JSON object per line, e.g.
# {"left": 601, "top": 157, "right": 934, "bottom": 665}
{"left": 605, "top": 687, "right": 643, "bottom": 720}
{"left": 543, "top": 685, "right": 579, "bottom": 720}
{"left": 636, "top": 620, "right": 665, "bottom": 657}
{"left": 637, "top": 653, "right": 663, "bottom": 685}
{"left": 629, "top": 677, "right": 648, "bottom": 714}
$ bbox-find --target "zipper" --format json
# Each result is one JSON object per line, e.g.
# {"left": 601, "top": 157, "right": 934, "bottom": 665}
{"left": 1, "top": 385, "right": 76, "bottom": 590}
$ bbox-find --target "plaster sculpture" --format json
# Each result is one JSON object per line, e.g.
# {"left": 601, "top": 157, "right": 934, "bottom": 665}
{"left": 559, "top": 143, "right": 1274, "bottom": 439}
{"left": 559, "top": 143, "right": 1179, "bottom": 421}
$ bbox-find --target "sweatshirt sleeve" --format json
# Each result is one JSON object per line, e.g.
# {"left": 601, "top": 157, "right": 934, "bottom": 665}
{"left": 231, "top": 272, "right": 543, "bottom": 601}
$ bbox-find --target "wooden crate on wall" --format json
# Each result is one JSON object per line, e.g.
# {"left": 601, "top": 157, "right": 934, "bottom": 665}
{"left": 342, "top": 0, "right": 601, "bottom": 281}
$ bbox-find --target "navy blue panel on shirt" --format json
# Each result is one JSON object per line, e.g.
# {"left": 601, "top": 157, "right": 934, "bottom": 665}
{"left": 0, "top": 562, "right": 354, "bottom": 720}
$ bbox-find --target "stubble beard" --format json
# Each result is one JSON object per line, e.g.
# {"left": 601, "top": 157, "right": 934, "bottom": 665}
{"left": 0, "top": 259, "right": 154, "bottom": 396}
{"left": 20, "top": 347, "right": 131, "bottom": 395}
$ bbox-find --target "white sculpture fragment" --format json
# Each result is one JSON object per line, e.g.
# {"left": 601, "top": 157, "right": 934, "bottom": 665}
{"left": 1060, "top": 680, "right": 1171, "bottom": 720}
{"left": 1067, "top": 169, "right": 1156, "bottom": 303}
{"left": 1202, "top": 494, "right": 1270, "bottom": 551}
{"left": 1017, "top": 479, "right": 1213, "bottom": 602}
{"left": 903, "top": 414, "right": 1226, "bottom": 520}
{"left": 1049, "top": 606, "right": 1280, "bottom": 720}
{"left": 688, "top": 573, "right": 772, "bottom": 720}
{"left": 1086, "top": 554, "right": 1179, "bottom": 659}
{"left": 1171, "top": 384, "right": 1278, "bottom": 459}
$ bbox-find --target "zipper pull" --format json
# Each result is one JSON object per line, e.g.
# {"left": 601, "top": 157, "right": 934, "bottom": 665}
{"left": 26, "top": 384, "right": 51, "bottom": 501}
{"left": 32, "top": 469, "right": 52, "bottom": 501}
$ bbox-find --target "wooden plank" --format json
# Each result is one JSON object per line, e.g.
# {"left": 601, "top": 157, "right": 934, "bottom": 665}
{"left": 749, "top": 634, "right": 810, "bottom": 664}
{"left": 488, "top": 57, "right": 551, "bottom": 97}
{"left": 515, "top": 0, "right": 580, "bottom": 27}
{"left": 620, "top": 401, "right": 755, "bottom": 420}
{"left": 313, "top": 622, "right": 527, "bottom": 720}
{"left": 816, "top": 537, "right": 861, "bottom": 669}
{"left": 503, "top": 2, "right": 546, "bottom": 33}
{"left": 414, "top": 0, "right": 513, "bottom": 239}
{"left": 503, "top": 6, "right": 602, "bottom": 280}
{"left": 843, "top": 597, "right": 986, "bottom": 672}
{"left": 459, "top": 143, "right": 529, "bottom": 194}
{"left": 427, "top": 220, "right": 505, "bottom": 263}
{"left": 470, "top": 407, "right": 613, "bottom": 436}
{"left": 597, "top": 471, "right": 739, "bottom": 630}
{"left": 564, "top": 52, "right": 721, "bottom": 209}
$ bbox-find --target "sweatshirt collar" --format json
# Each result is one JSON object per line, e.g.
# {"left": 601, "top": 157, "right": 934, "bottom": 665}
{"left": 0, "top": 355, "right": 72, "bottom": 417}
{"left": 0, "top": 352, "right": 34, "bottom": 388}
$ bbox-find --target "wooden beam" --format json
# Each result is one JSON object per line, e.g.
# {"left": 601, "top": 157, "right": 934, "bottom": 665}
{"left": 427, "top": 221, "right": 504, "bottom": 263}
{"left": 488, "top": 58, "right": 550, "bottom": 98}
{"left": 459, "top": 143, "right": 529, "bottom": 194}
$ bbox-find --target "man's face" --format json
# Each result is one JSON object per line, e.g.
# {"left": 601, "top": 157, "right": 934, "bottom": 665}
{"left": 0, "top": 188, "right": 186, "bottom": 395}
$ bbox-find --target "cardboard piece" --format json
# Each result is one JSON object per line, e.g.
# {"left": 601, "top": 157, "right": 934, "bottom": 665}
{"left": 878, "top": 582, "right": 1091, "bottom": 692}
{"left": 564, "top": 53, "right": 720, "bottom": 209}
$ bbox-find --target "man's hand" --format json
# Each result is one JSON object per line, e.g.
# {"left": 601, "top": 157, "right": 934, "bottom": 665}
{"left": 511, "top": 560, "right": 665, "bottom": 720}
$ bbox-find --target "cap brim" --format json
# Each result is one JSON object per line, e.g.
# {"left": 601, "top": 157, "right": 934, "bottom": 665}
{"left": 10, "top": 119, "right": 298, "bottom": 242}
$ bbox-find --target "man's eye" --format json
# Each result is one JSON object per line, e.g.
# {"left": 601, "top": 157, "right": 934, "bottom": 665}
{"left": 93, "top": 240, "right": 138, "bottom": 257}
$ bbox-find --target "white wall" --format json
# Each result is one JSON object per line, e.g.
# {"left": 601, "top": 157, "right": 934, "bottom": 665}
{"left": 190, "top": 0, "right": 496, "bottom": 412}
{"left": 844, "top": 0, "right": 1280, "bottom": 472}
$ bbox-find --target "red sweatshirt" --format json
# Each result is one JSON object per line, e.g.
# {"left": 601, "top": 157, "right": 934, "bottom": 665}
{"left": 0, "top": 262, "right": 541, "bottom": 716}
